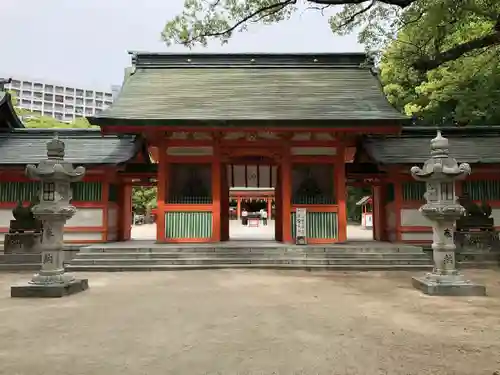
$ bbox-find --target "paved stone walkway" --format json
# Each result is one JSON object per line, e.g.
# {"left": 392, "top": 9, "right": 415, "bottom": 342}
{"left": 1, "top": 269, "right": 500, "bottom": 374}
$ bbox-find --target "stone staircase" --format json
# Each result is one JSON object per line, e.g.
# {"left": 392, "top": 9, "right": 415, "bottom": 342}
{"left": 0, "top": 245, "right": 81, "bottom": 272}
{"left": 66, "top": 242, "right": 433, "bottom": 272}
{"left": 457, "top": 251, "right": 500, "bottom": 269}
{"left": 0, "top": 253, "right": 41, "bottom": 271}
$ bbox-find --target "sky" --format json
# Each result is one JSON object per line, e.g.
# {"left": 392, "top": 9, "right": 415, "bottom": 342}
{"left": 1, "top": 0, "right": 363, "bottom": 91}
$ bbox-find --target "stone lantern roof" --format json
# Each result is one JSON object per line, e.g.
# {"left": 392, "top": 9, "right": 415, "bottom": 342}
{"left": 410, "top": 131, "right": 471, "bottom": 181}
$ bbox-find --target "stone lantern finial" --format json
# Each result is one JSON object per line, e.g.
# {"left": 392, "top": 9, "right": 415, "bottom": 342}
{"left": 46, "top": 133, "right": 65, "bottom": 160}
{"left": 430, "top": 130, "right": 449, "bottom": 157}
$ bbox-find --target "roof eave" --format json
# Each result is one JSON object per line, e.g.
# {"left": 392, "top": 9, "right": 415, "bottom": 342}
{"left": 0, "top": 92, "right": 25, "bottom": 129}
{"left": 89, "top": 117, "right": 406, "bottom": 128}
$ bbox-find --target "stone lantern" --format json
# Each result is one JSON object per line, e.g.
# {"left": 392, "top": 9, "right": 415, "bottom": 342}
{"left": 410, "top": 131, "right": 485, "bottom": 296}
{"left": 11, "top": 134, "right": 89, "bottom": 298}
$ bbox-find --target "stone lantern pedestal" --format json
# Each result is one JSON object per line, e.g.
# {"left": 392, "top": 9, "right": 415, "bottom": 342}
{"left": 410, "top": 131, "right": 485, "bottom": 296}
{"left": 11, "top": 135, "right": 89, "bottom": 298}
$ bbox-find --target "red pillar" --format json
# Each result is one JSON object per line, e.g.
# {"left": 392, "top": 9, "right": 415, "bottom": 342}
{"left": 220, "top": 162, "right": 229, "bottom": 241}
{"left": 156, "top": 137, "right": 167, "bottom": 243}
{"left": 212, "top": 141, "right": 221, "bottom": 242}
{"left": 267, "top": 198, "right": 272, "bottom": 220}
{"left": 373, "top": 184, "right": 386, "bottom": 241}
{"left": 118, "top": 183, "right": 133, "bottom": 241}
{"left": 236, "top": 197, "right": 241, "bottom": 219}
{"left": 281, "top": 146, "right": 292, "bottom": 243}
{"left": 394, "top": 179, "right": 403, "bottom": 242}
{"left": 335, "top": 146, "right": 347, "bottom": 242}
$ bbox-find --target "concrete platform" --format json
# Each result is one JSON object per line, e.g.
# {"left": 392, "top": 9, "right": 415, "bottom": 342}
{"left": 412, "top": 276, "right": 486, "bottom": 296}
{"left": 10, "top": 278, "right": 89, "bottom": 298}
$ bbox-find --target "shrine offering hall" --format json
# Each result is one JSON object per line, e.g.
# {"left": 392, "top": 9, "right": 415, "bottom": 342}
{"left": 1, "top": 53, "right": 500, "bottom": 245}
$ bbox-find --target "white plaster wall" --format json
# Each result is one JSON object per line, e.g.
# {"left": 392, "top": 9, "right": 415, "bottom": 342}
{"left": 1, "top": 232, "right": 103, "bottom": 244}
{"left": 491, "top": 209, "right": 500, "bottom": 224}
{"left": 401, "top": 232, "right": 432, "bottom": 241}
{"left": 1, "top": 208, "right": 104, "bottom": 228}
{"left": 67, "top": 208, "right": 103, "bottom": 227}
{"left": 0, "top": 208, "right": 13, "bottom": 227}
{"left": 400, "top": 208, "right": 433, "bottom": 227}
{"left": 108, "top": 207, "right": 118, "bottom": 229}
{"left": 63, "top": 232, "right": 102, "bottom": 241}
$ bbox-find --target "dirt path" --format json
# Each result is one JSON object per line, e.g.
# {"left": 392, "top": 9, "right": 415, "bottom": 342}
{"left": 1, "top": 269, "right": 499, "bottom": 375}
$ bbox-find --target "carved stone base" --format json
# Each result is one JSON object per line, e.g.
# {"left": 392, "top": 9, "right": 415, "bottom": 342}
{"left": 10, "top": 278, "right": 89, "bottom": 298}
{"left": 412, "top": 275, "right": 486, "bottom": 296}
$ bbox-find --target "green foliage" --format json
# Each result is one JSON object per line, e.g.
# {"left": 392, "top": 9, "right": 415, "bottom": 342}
{"left": 132, "top": 186, "right": 157, "bottom": 214}
{"left": 162, "top": 0, "right": 499, "bottom": 72}
{"left": 162, "top": 0, "right": 297, "bottom": 47}
{"left": 380, "top": 0, "right": 500, "bottom": 125}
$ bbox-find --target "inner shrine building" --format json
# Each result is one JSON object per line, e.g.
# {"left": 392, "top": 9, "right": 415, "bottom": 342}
{"left": 89, "top": 52, "right": 405, "bottom": 244}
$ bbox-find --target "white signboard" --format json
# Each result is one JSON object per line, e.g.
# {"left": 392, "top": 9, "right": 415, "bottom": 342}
{"left": 295, "top": 208, "right": 307, "bottom": 245}
{"left": 365, "top": 213, "right": 373, "bottom": 228}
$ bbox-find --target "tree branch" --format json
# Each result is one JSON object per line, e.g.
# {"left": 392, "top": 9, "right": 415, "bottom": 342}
{"left": 331, "top": 0, "right": 376, "bottom": 31}
{"left": 310, "top": 0, "right": 414, "bottom": 7}
{"left": 181, "top": 0, "right": 297, "bottom": 44}
{"left": 413, "top": 30, "right": 500, "bottom": 71}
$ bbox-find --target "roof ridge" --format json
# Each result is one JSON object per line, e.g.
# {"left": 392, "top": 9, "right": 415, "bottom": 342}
{"left": 130, "top": 52, "right": 371, "bottom": 69}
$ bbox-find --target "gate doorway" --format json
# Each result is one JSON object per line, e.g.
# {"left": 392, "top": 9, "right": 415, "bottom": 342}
{"left": 220, "top": 156, "right": 279, "bottom": 241}
{"left": 130, "top": 185, "right": 157, "bottom": 240}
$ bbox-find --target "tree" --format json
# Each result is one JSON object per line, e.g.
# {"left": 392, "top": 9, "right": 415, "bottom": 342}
{"left": 132, "top": 187, "right": 157, "bottom": 215}
{"left": 379, "top": 1, "right": 500, "bottom": 125}
{"left": 162, "top": 0, "right": 500, "bottom": 72}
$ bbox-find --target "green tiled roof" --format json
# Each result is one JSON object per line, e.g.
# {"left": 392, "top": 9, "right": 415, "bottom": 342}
{"left": 89, "top": 53, "right": 405, "bottom": 125}
{"left": 0, "top": 128, "right": 141, "bottom": 165}
{"left": 364, "top": 126, "right": 500, "bottom": 164}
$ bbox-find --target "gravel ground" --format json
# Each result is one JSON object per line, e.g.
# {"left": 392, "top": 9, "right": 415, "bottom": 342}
{"left": 1, "top": 269, "right": 499, "bottom": 375}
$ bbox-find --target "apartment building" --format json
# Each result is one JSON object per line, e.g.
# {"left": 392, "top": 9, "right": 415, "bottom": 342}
{"left": 5, "top": 78, "right": 119, "bottom": 123}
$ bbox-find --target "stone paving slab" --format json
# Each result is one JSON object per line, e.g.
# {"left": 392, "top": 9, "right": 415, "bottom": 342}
{"left": 1, "top": 270, "right": 500, "bottom": 374}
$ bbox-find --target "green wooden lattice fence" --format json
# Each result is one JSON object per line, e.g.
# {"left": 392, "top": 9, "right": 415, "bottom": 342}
{"left": 463, "top": 180, "right": 500, "bottom": 201}
{"left": 165, "top": 211, "right": 212, "bottom": 239}
{"left": 402, "top": 182, "right": 426, "bottom": 201}
{"left": 0, "top": 182, "right": 102, "bottom": 202}
{"left": 72, "top": 182, "right": 102, "bottom": 201}
{"left": 0, "top": 182, "right": 38, "bottom": 202}
{"left": 291, "top": 211, "right": 338, "bottom": 239}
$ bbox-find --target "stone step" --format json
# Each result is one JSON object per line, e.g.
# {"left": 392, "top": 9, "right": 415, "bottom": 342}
{"left": 69, "top": 257, "right": 431, "bottom": 266}
{"left": 66, "top": 263, "right": 433, "bottom": 272}
{"left": 458, "top": 261, "right": 499, "bottom": 269}
{"left": 0, "top": 253, "right": 41, "bottom": 264}
{"left": 80, "top": 246, "right": 425, "bottom": 254}
{"left": 0, "top": 263, "right": 40, "bottom": 271}
{"left": 74, "top": 252, "right": 429, "bottom": 260}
